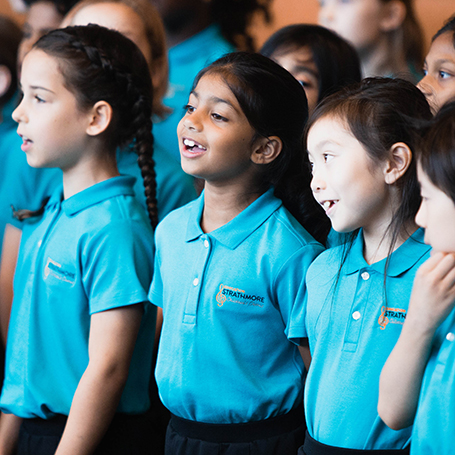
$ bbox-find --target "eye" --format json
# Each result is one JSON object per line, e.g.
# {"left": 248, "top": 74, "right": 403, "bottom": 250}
{"left": 422, "top": 68, "right": 428, "bottom": 77}
{"left": 211, "top": 112, "right": 228, "bottom": 122}
{"left": 439, "top": 70, "right": 452, "bottom": 80}
{"left": 323, "top": 153, "right": 333, "bottom": 163}
{"left": 183, "top": 104, "right": 195, "bottom": 114}
{"left": 34, "top": 95, "right": 45, "bottom": 103}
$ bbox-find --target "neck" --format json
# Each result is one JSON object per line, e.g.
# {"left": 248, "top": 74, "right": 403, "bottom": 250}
{"left": 200, "top": 181, "right": 264, "bottom": 233}
{"left": 362, "top": 219, "right": 419, "bottom": 265}
{"left": 360, "top": 37, "right": 408, "bottom": 78}
{"left": 62, "top": 149, "right": 119, "bottom": 199}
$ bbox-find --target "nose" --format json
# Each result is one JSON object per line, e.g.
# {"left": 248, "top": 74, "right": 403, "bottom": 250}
{"left": 182, "top": 110, "right": 202, "bottom": 132}
{"left": 12, "top": 99, "right": 27, "bottom": 124}
{"left": 417, "top": 74, "right": 433, "bottom": 97}
{"left": 318, "top": 1, "right": 335, "bottom": 26}
{"left": 415, "top": 200, "right": 426, "bottom": 229}
{"left": 310, "top": 167, "right": 326, "bottom": 193}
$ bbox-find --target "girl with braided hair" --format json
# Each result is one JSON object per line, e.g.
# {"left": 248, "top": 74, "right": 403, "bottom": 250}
{"left": 151, "top": 0, "right": 273, "bottom": 161}
{"left": 0, "top": 24, "right": 158, "bottom": 455}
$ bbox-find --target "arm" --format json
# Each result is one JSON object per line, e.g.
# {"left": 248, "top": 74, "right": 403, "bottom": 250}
{"left": 55, "top": 304, "right": 143, "bottom": 455}
{"left": 0, "top": 225, "right": 21, "bottom": 346}
{"left": 298, "top": 338, "right": 311, "bottom": 371}
{"left": 0, "top": 413, "right": 22, "bottom": 455}
{"left": 378, "top": 252, "right": 455, "bottom": 429}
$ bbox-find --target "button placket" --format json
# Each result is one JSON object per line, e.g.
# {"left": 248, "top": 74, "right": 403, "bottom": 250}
{"left": 182, "top": 235, "right": 211, "bottom": 325}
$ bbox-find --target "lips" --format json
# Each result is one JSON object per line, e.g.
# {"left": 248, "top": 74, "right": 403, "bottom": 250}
{"left": 182, "top": 137, "right": 207, "bottom": 155}
{"left": 18, "top": 133, "right": 33, "bottom": 152}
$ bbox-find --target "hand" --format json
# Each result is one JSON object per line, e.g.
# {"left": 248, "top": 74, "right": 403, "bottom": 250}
{"left": 407, "top": 252, "right": 455, "bottom": 335}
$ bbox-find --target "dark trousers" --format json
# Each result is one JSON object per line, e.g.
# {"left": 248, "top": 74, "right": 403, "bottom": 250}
{"left": 165, "top": 405, "right": 306, "bottom": 455}
{"left": 17, "top": 412, "right": 153, "bottom": 455}
{"left": 298, "top": 431, "right": 410, "bottom": 455}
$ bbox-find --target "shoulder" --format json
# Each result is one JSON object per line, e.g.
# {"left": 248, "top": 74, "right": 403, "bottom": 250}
{"left": 155, "top": 198, "right": 198, "bottom": 237}
{"left": 306, "top": 244, "right": 344, "bottom": 285}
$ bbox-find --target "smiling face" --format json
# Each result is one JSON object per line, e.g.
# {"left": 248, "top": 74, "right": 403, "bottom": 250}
{"left": 272, "top": 46, "right": 320, "bottom": 114}
{"left": 177, "top": 72, "right": 260, "bottom": 185}
{"left": 318, "top": 0, "right": 385, "bottom": 55}
{"left": 307, "top": 115, "right": 392, "bottom": 235}
{"left": 13, "top": 49, "right": 92, "bottom": 171}
{"left": 416, "top": 163, "right": 455, "bottom": 252}
{"left": 417, "top": 32, "right": 455, "bottom": 114}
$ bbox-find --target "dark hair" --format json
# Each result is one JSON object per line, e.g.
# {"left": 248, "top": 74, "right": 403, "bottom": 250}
{"left": 260, "top": 24, "right": 361, "bottom": 103}
{"left": 33, "top": 25, "right": 158, "bottom": 227}
{"left": 417, "top": 101, "right": 455, "bottom": 204}
{"left": 193, "top": 52, "right": 330, "bottom": 244}
{"left": 210, "top": 0, "right": 272, "bottom": 51}
{"left": 380, "top": 0, "right": 424, "bottom": 71}
{"left": 23, "top": 0, "right": 79, "bottom": 16}
{"left": 0, "top": 16, "right": 22, "bottom": 106}
{"left": 433, "top": 14, "right": 455, "bottom": 48}
{"left": 306, "top": 77, "right": 432, "bottom": 265}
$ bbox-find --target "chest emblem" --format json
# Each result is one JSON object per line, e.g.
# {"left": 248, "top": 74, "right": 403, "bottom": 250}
{"left": 378, "top": 306, "right": 407, "bottom": 330}
{"left": 216, "top": 284, "right": 265, "bottom": 308}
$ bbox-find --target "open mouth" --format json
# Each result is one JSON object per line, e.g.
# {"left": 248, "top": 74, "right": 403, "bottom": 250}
{"left": 18, "top": 134, "right": 33, "bottom": 151}
{"left": 321, "top": 200, "right": 338, "bottom": 213}
{"left": 183, "top": 138, "right": 207, "bottom": 154}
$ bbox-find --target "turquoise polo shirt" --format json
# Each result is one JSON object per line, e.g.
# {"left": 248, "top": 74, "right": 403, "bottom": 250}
{"left": 116, "top": 142, "right": 197, "bottom": 219}
{"left": 411, "top": 308, "right": 455, "bottom": 454}
{"left": 300, "top": 229, "right": 430, "bottom": 450}
{"left": 149, "top": 188, "right": 324, "bottom": 423}
{"left": 153, "top": 25, "right": 235, "bottom": 161}
{"left": 0, "top": 176, "right": 155, "bottom": 419}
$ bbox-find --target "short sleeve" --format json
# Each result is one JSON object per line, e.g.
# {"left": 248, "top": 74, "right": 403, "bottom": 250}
{"left": 82, "top": 220, "right": 154, "bottom": 314}
{"left": 148, "top": 239, "right": 163, "bottom": 308}
{"left": 276, "top": 242, "right": 324, "bottom": 344}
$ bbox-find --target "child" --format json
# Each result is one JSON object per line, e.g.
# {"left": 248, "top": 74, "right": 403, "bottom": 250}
{"left": 318, "top": 0, "right": 424, "bottom": 82}
{"left": 0, "top": 25, "right": 157, "bottom": 454}
{"left": 417, "top": 15, "right": 455, "bottom": 114}
{"left": 378, "top": 101, "right": 455, "bottom": 454}
{"left": 148, "top": 52, "right": 329, "bottom": 454}
{"left": 18, "top": 0, "right": 79, "bottom": 71}
{"left": 296, "top": 78, "right": 433, "bottom": 453}
{"left": 151, "top": 0, "right": 273, "bottom": 161}
{"left": 260, "top": 23, "right": 361, "bottom": 114}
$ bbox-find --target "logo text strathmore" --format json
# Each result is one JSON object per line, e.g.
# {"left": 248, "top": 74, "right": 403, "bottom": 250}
{"left": 216, "top": 284, "right": 265, "bottom": 308}
{"left": 378, "top": 306, "right": 406, "bottom": 330}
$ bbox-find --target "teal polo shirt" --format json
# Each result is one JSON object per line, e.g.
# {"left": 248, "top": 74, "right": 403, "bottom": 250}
{"left": 153, "top": 25, "right": 235, "bottom": 161}
{"left": 411, "top": 308, "right": 455, "bottom": 454}
{"left": 149, "top": 188, "right": 324, "bottom": 423}
{"left": 301, "top": 229, "right": 430, "bottom": 450}
{"left": 0, "top": 176, "right": 155, "bottom": 419}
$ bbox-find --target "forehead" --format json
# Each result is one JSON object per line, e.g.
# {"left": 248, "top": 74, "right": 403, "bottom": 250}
{"left": 26, "top": 1, "right": 63, "bottom": 29}
{"left": 72, "top": 3, "right": 142, "bottom": 30}
{"left": 21, "top": 49, "right": 65, "bottom": 87}
{"left": 428, "top": 31, "right": 455, "bottom": 61}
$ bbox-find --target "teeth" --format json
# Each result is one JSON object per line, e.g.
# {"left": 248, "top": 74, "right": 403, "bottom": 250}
{"left": 323, "top": 201, "right": 331, "bottom": 209}
{"left": 184, "top": 139, "right": 195, "bottom": 147}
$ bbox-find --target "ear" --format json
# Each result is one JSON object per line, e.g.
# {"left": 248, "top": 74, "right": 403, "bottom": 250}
{"left": 0, "top": 65, "right": 12, "bottom": 98}
{"left": 250, "top": 136, "right": 283, "bottom": 165}
{"left": 384, "top": 142, "right": 412, "bottom": 185}
{"left": 379, "top": 0, "right": 406, "bottom": 32}
{"left": 86, "top": 100, "right": 113, "bottom": 137}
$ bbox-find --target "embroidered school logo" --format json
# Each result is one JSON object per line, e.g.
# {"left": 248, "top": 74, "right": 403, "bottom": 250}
{"left": 216, "top": 284, "right": 265, "bottom": 308}
{"left": 44, "top": 257, "right": 76, "bottom": 285}
{"left": 378, "top": 306, "right": 407, "bottom": 330}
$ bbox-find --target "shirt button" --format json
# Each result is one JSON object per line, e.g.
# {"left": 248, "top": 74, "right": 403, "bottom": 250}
{"left": 446, "top": 332, "right": 455, "bottom": 342}
{"left": 204, "top": 240, "right": 209, "bottom": 248}
{"left": 193, "top": 278, "right": 199, "bottom": 286}
{"left": 352, "top": 311, "right": 361, "bottom": 320}
{"left": 361, "top": 272, "right": 370, "bottom": 280}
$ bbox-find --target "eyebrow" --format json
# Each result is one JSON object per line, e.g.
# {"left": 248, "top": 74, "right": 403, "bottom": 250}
{"left": 191, "top": 90, "right": 240, "bottom": 112}
{"left": 30, "top": 85, "right": 55, "bottom": 94}
{"left": 292, "top": 64, "right": 319, "bottom": 78}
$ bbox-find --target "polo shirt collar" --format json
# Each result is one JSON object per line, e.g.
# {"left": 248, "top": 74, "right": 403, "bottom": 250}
{"left": 61, "top": 175, "right": 136, "bottom": 216}
{"left": 185, "top": 187, "right": 282, "bottom": 249}
{"left": 345, "top": 228, "right": 430, "bottom": 277}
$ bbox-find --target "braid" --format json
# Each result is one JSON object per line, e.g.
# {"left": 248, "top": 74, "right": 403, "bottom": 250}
{"left": 34, "top": 25, "right": 157, "bottom": 228}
